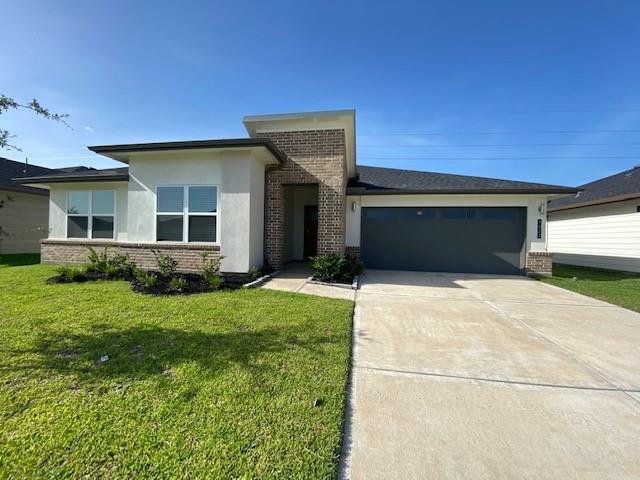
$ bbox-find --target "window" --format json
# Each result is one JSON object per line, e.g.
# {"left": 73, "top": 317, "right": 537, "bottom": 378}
{"left": 67, "top": 191, "right": 115, "bottom": 239}
{"left": 442, "top": 208, "right": 476, "bottom": 220}
{"left": 156, "top": 186, "right": 217, "bottom": 243}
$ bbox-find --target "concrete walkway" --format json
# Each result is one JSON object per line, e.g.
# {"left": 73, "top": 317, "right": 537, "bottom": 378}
{"left": 259, "top": 262, "right": 355, "bottom": 300}
{"left": 341, "top": 270, "right": 640, "bottom": 479}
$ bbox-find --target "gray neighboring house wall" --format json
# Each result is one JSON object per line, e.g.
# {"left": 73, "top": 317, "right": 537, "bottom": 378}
{"left": 548, "top": 166, "right": 640, "bottom": 273}
{"left": 0, "top": 158, "right": 56, "bottom": 254}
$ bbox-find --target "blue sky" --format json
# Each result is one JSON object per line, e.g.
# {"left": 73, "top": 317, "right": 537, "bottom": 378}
{"left": 2, "top": 0, "right": 640, "bottom": 186}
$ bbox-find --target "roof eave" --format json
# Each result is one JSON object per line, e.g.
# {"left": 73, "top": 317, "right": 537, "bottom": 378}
{"left": 88, "top": 139, "right": 286, "bottom": 164}
{"left": 548, "top": 192, "right": 640, "bottom": 212}
{"left": 347, "top": 187, "right": 579, "bottom": 196}
{"left": 15, "top": 174, "right": 130, "bottom": 184}
{"left": 0, "top": 184, "right": 50, "bottom": 195}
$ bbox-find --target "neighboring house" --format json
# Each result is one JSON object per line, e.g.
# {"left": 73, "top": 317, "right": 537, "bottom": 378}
{"left": 0, "top": 158, "right": 56, "bottom": 254}
{"left": 548, "top": 166, "right": 640, "bottom": 273}
{"left": 18, "top": 110, "right": 576, "bottom": 277}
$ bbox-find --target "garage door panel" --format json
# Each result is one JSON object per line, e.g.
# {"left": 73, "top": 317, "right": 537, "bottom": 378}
{"left": 361, "top": 207, "right": 525, "bottom": 274}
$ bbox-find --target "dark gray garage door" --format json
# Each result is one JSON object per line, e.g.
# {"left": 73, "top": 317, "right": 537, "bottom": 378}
{"left": 361, "top": 207, "right": 526, "bottom": 274}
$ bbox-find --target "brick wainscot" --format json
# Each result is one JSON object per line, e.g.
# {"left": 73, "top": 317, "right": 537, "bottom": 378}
{"left": 41, "top": 239, "right": 220, "bottom": 273}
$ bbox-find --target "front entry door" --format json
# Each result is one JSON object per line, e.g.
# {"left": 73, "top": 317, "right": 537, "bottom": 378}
{"left": 303, "top": 205, "right": 319, "bottom": 259}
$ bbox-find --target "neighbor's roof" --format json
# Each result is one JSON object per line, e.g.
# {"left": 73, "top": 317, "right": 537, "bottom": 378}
{"left": 88, "top": 138, "right": 286, "bottom": 164}
{"left": 0, "top": 157, "right": 59, "bottom": 195}
{"left": 347, "top": 165, "right": 578, "bottom": 195}
{"left": 548, "top": 165, "right": 640, "bottom": 211}
{"left": 16, "top": 167, "right": 130, "bottom": 185}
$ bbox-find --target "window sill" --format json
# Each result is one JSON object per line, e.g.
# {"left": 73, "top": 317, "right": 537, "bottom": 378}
{"left": 42, "top": 239, "right": 221, "bottom": 251}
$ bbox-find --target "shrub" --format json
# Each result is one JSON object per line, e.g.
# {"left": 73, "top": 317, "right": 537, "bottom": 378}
{"left": 109, "top": 253, "right": 137, "bottom": 278}
{"left": 199, "top": 252, "right": 224, "bottom": 288}
{"left": 152, "top": 250, "right": 178, "bottom": 278}
{"left": 168, "top": 277, "right": 188, "bottom": 292}
{"left": 86, "top": 246, "right": 110, "bottom": 273}
{"left": 248, "top": 267, "right": 260, "bottom": 281}
{"left": 86, "top": 247, "right": 136, "bottom": 279}
{"left": 208, "top": 274, "right": 224, "bottom": 290}
{"left": 310, "top": 254, "right": 364, "bottom": 283}
{"left": 55, "top": 265, "right": 86, "bottom": 282}
{"left": 135, "top": 269, "right": 158, "bottom": 287}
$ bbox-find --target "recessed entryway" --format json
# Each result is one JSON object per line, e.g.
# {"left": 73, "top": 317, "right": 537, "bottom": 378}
{"left": 282, "top": 185, "right": 319, "bottom": 262}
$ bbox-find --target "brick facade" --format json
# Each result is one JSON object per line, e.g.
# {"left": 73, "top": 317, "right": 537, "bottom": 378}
{"left": 258, "top": 129, "right": 347, "bottom": 269}
{"left": 525, "top": 251, "right": 553, "bottom": 276}
{"left": 41, "top": 239, "right": 220, "bottom": 273}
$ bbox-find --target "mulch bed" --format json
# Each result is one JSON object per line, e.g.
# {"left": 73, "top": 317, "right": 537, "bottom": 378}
{"left": 46, "top": 270, "right": 238, "bottom": 295}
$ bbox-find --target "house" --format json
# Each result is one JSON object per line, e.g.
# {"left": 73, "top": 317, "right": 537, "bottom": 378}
{"left": 0, "top": 157, "right": 56, "bottom": 254}
{"left": 548, "top": 166, "right": 640, "bottom": 273}
{"left": 18, "top": 109, "right": 576, "bottom": 277}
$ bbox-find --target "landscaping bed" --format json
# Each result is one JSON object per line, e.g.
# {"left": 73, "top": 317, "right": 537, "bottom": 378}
{"left": 309, "top": 253, "right": 363, "bottom": 286}
{"left": 0, "top": 261, "right": 353, "bottom": 478}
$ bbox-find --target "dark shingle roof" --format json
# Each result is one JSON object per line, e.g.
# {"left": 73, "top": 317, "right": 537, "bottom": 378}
{"left": 548, "top": 165, "right": 640, "bottom": 211}
{"left": 0, "top": 157, "right": 58, "bottom": 194}
{"left": 348, "top": 165, "right": 577, "bottom": 195}
{"left": 17, "top": 166, "right": 129, "bottom": 184}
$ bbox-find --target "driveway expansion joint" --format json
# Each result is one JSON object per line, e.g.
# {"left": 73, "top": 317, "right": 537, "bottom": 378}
{"left": 356, "top": 365, "right": 640, "bottom": 393}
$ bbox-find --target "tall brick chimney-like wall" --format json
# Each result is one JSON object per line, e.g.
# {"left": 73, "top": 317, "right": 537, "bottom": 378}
{"left": 257, "top": 129, "right": 347, "bottom": 269}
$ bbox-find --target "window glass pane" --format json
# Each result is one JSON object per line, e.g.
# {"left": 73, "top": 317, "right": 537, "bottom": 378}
{"left": 442, "top": 208, "right": 475, "bottom": 220}
{"left": 481, "top": 208, "right": 520, "bottom": 220}
{"left": 67, "top": 216, "right": 88, "bottom": 238}
{"left": 67, "top": 191, "right": 89, "bottom": 214}
{"left": 366, "top": 208, "right": 396, "bottom": 220}
{"left": 92, "top": 216, "right": 114, "bottom": 239}
{"left": 189, "top": 186, "right": 217, "bottom": 213}
{"left": 92, "top": 191, "right": 114, "bottom": 215}
{"left": 157, "top": 187, "right": 184, "bottom": 213}
{"left": 157, "top": 215, "right": 183, "bottom": 241}
{"left": 188, "top": 216, "right": 216, "bottom": 242}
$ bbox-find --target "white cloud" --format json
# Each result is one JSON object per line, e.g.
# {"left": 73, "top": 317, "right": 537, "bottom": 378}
{"left": 83, "top": 125, "right": 95, "bottom": 133}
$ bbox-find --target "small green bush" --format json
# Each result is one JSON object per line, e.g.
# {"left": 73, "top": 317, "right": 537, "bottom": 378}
{"left": 248, "top": 266, "right": 261, "bottom": 281}
{"left": 310, "top": 254, "right": 363, "bottom": 283}
{"left": 152, "top": 250, "right": 178, "bottom": 278}
{"left": 86, "top": 246, "right": 110, "bottom": 273}
{"left": 86, "top": 247, "right": 136, "bottom": 279}
{"left": 208, "top": 275, "right": 224, "bottom": 290}
{"left": 199, "top": 252, "right": 224, "bottom": 288}
{"left": 55, "top": 265, "right": 86, "bottom": 282}
{"left": 168, "top": 277, "right": 188, "bottom": 292}
{"left": 135, "top": 269, "right": 157, "bottom": 287}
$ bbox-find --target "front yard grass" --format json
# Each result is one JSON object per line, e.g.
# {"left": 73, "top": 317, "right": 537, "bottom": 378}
{"left": 0, "top": 263, "right": 353, "bottom": 479}
{"left": 540, "top": 263, "right": 640, "bottom": 313}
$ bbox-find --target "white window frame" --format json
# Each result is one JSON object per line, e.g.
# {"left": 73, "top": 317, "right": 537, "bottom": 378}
{"left": 155, "top": 185, "right": 219, "bottom": 244}
{"left": 65, "top": 190, "right": 116, "bottom": 240}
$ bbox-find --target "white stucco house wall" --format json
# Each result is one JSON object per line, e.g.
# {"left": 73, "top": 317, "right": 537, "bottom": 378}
{"left": 18, "top": 109, "right": 577, "bottom": 277}
{"left": 548, "top": 166, "right": 640, "bottom": 273}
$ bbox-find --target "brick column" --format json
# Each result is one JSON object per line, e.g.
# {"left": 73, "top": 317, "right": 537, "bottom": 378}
{"left": 258, "top": 129, "right": 347, "bottom": 270}
{"left": 525, "top": 251, "right": 553, "bottom": 276}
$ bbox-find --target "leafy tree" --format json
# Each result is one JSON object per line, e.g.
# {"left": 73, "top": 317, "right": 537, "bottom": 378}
{"left": 0, "top": 94, "right": 70, "bottom": 151}
{"left": 0, "top": 94, "right": 70, "bottom": 238}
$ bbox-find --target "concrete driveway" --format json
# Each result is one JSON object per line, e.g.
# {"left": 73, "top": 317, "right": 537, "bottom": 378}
{"left": 341, "top": 270, "right": 640, "bottom": 479}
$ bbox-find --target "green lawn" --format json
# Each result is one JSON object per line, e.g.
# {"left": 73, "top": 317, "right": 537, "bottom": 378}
{"left": 0, "top": 261, "right": 353, "bottom": 479}
{"left": 540, "top": 263, "right": 640, "bottom": 313}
